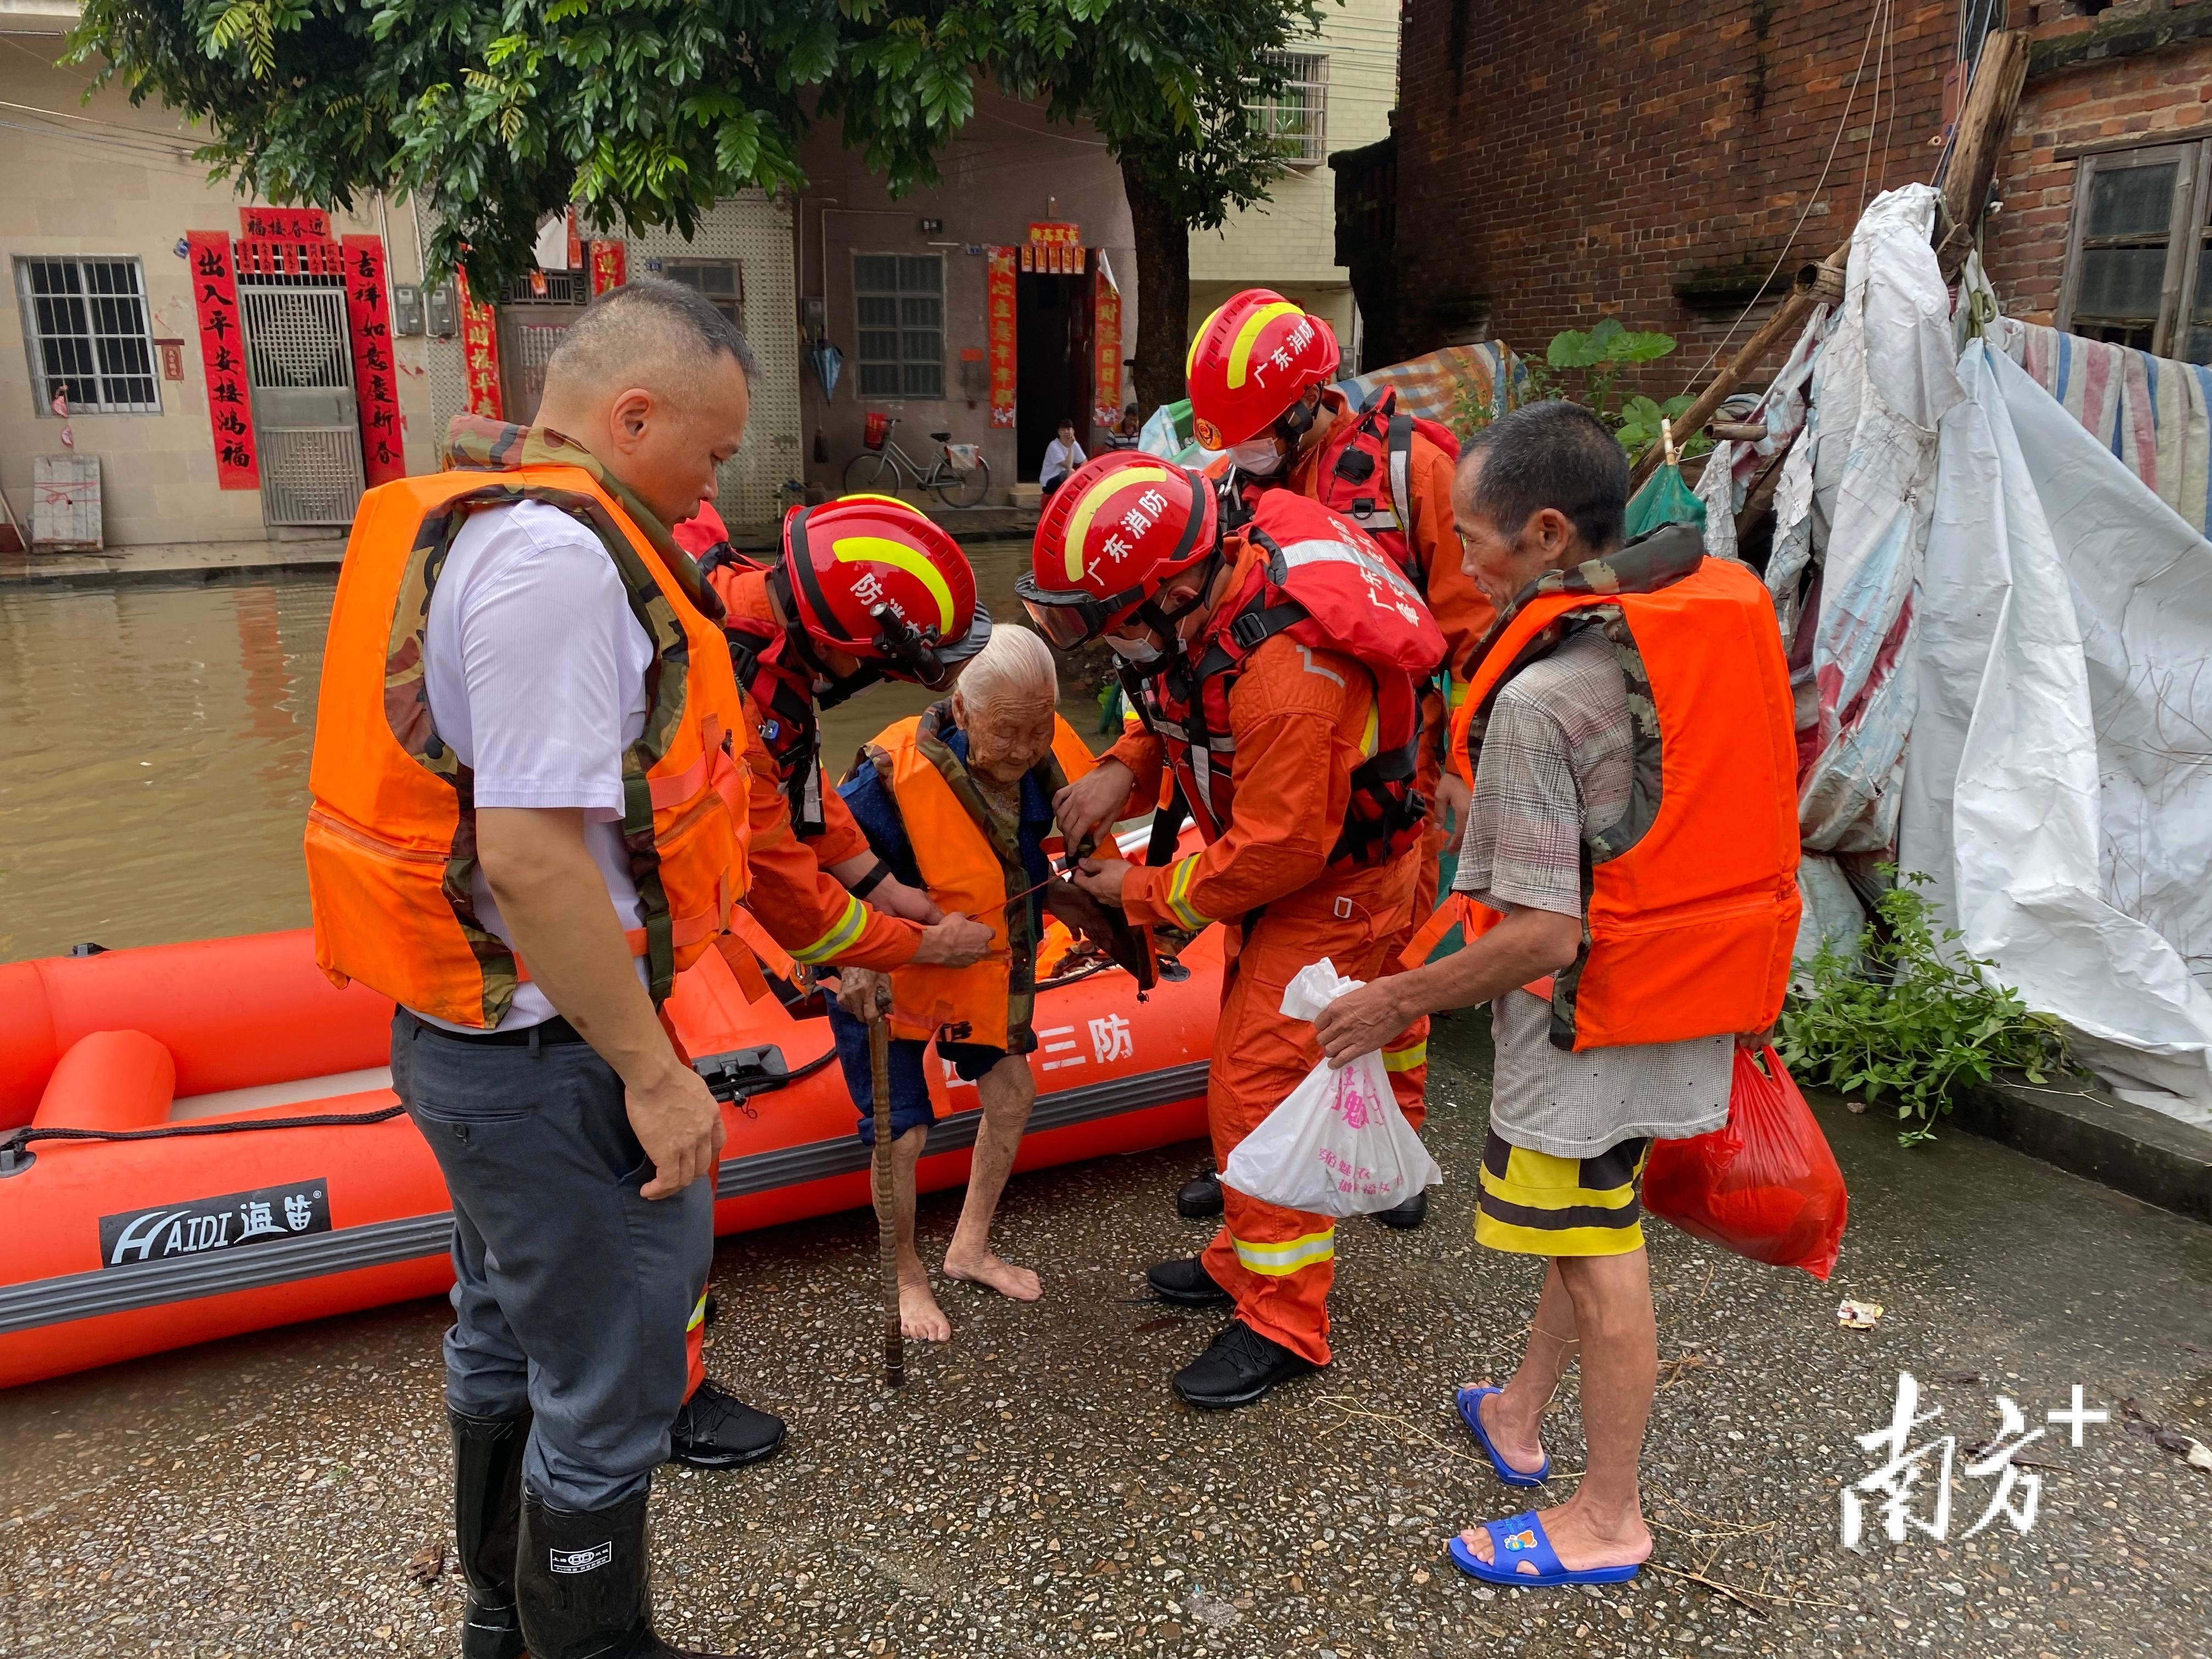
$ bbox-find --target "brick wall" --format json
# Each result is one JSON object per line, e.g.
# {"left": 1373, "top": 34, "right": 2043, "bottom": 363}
{"left": 1984, "top": 12, "right": 2212, "bottom": 324}
{"left": 1391, "top": 1, "right": 2212, "bottom": 393}
{"left": 1392, "top": 0, "right": 1960, "bottom": 387}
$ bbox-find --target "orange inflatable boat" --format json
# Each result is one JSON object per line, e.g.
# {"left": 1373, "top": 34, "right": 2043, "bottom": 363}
{"left": 0, "top": 913, "right": 1220, "bottom": 1390}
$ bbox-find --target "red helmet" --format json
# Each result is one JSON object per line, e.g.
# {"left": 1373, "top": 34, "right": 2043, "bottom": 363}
{"left": 1017, "top": 452, "right": 1218, "bottom": 649}
{"left": 1185, "top": 289, "right": 1340, "bottom": 451}
{"left": 776, "top": 493, "right": 988, "bottom": 689}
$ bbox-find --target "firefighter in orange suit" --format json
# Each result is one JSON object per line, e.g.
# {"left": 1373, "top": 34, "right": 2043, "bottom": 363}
{"left": 658, "top": 494, "right": 996, "bottom": 1469}
{"left": 1180, "top": 289, "right": 1499, "bottom": 1231}
{"left": 1019, "top": 452, "right": 1445, "bottom": 1408}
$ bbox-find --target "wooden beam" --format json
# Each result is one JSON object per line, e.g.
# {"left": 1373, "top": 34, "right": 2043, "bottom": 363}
{"left": 1934, "top": 29, "right": 2030, "bottom": 280}
{"left": 1627, "top": 252, "right": 1840, "bottom": 491}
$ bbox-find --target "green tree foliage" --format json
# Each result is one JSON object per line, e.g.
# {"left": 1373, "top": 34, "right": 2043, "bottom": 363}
{"left": 74, "top": 0, "right": 986, "bottom": 294}
{"left": 76, "top": 0, "right": 1323, "bottom": 407}
{"left": 1779, "top": 869, "right": 2072, "bottom": 1147}
{"left": 1450, "top": 317, "right": 1706, "bottom": 457}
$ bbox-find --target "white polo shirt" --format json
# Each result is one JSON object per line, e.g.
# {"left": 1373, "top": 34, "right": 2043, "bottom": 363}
{"left": 409, "top": 499, "right": 656, "bottom": 1032}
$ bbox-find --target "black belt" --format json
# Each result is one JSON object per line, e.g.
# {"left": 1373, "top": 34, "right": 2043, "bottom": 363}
{"left": 408, "top": 1012, "right": 591, "bottom": 1048}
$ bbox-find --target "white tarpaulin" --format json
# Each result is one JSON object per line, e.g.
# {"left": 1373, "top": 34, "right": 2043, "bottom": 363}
{"left": 1899, "top": 337, "right": 2212, "bottom": 1124}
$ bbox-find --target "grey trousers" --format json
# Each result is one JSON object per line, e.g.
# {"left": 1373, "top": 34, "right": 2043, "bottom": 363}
{"left": 392, "top": 1012, "right": 712, "bottom": 1509}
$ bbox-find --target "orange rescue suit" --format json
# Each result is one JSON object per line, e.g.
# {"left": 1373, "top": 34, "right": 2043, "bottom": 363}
{"left": 1288, "top": 388, "right": 1494, "bottom": 1130}
{"left": 703, "top": 558, "right": 923, "bottom": 974}
{"left": 1439, "top": 540, "right": 1801, "bottom": 1049}
{"left": 1110, "top": 540, "right": 1424, "bottom": 1367}
{"left": 306, "top": 463, "right": 752, "bottom": 1029}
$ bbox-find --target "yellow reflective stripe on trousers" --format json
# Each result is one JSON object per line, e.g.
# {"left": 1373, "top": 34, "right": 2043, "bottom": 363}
{"left": 1163, "top": 855, "right": 1210, "bottom": 930}
{"left": 686, "top": 1294, "right": 708, "bottom": 1333}
{"left": 1382, "top": 1037, "right": 1427, "bottom": 1072}
{"left": 1230, "top": 1228, "right": 1336, "bottom": 1277}
{"left": 792, "top": 893, "right": 867, "bottom": 964}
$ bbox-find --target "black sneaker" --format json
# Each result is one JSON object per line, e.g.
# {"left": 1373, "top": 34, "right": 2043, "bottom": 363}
{"left": 1371, "top": 1187, "right": 1429, "bottom": 1231}
{"left": 1172, "top": 1321, "right": 1323, "bottom": 1409}
{"left": 1146, "top": 1255, "right": 1232, "bottom": 1307}
{"left": 666, "top": 1379, "right": 786, "bottom": 1470}
{"left": 1176, "top": 1160, "right": 1225, "bottom": 1220}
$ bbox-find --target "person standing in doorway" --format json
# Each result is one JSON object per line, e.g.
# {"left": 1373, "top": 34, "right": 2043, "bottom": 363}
{"left": 307, "top": 278, "right": 766, "bottom": 1659}
{"left": 1312, "top": 402, "right": 1800, "bottom": 1588}
{"left": 1040, "top": 416, "right": 1086, "bottom": 499}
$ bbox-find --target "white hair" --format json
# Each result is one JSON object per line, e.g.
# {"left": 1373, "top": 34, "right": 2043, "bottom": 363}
{"left": 952, "top": 623, "right": 1057, "bottom": 716}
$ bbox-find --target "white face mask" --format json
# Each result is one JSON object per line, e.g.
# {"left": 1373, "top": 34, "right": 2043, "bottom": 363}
{"left": 1105, "top": 631, "right": 1166, "bottom": 668}
{"left": 1227, "top": 435, "right": 1285, "bottom": 476}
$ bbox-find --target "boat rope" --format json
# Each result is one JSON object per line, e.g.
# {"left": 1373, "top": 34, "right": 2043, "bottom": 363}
{"left": 0, "top": 1104, "right": 411, "bottom": 1172}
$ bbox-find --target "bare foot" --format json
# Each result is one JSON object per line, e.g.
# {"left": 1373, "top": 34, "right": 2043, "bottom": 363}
{"left": 1457, "top": 1493, "right": 1652, "bottom": 1576}
{"left": 943, "top": 1245, "right": 1042, "bottom": 1302}
{"left": 898, "top": 1270, "right": 952, "bottom": 1342}
{"left": 1471, "top": 1381, "right": 1547, "bottom": 1478}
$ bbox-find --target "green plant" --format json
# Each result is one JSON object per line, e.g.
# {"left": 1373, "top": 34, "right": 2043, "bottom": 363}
{"left": 1778, "top": 868, "right": 2072, "bottom": 1147}
{"left": 1449, "top": 317, "right": 1709, "bottom": 458}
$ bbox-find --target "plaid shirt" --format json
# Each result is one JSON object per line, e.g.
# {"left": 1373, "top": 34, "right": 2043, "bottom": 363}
{"left": 1456, "top": 626, "right": 1729, "bottom": 1158}
{"left": 1455, "top": 628, "right": 1632, "bottom": 919}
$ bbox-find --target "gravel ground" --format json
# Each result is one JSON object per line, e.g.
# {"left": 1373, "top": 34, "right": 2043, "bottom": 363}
{"left": 3, "top": 1011, "right": 2208, "bottom": 1659}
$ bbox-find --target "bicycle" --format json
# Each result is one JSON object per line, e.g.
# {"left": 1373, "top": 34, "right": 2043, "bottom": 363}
{"left": 843, "top": 417, "right": 992, "bottom": 509}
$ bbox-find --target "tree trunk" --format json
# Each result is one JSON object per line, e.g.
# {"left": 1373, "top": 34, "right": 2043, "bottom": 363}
{"left": 1121, "top": 154, "right": 1191, "bottom": 413}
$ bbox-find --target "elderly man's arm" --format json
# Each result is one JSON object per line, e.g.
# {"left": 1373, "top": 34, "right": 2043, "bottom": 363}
{"left": 1313, "top": 902, "right": 1581, "bottom": 1067}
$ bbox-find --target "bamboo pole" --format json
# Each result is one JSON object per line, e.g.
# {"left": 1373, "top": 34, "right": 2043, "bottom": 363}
{"left": 866, "top": 984, "right": 905, "bottom": 1390}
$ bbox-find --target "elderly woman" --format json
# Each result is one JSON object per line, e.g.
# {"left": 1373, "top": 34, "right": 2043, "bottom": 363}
{"left": 827, "top": 626, "right": 1121, "bottom": 1342}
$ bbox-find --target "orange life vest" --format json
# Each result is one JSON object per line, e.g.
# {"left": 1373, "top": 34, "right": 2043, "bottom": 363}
{"left": 1420, "top": 531, "right": 1800, "bottom": 1050}
{"left": 1124, "top": 492, "right": 1445, "bottom": 868}
{"left": 863, "top": 708, "right": 1119, "bottom": 1051}
{"left": 306, "top": 461, "right": 753, "bottom": 1029}
{"left": 1301, "top": 385, "right": 1460, "bottom": 588}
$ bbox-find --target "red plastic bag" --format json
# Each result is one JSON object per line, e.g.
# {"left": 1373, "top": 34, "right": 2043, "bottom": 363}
{"left": 1643, "top": 1046, "right": 1848, "bottom": 1279}
{"left": 863, "top": 411, "right": 890, "bottom": 452}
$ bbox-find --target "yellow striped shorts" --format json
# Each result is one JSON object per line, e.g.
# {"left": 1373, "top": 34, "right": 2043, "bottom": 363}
{"left": 1474, "top": 1131, "right": 1651, "bottom": 1257}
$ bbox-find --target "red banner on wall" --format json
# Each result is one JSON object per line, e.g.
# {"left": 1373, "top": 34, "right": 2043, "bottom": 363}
{"left": 240, "top": 206, "right": 329, "bottom": 240}
{"left": 184, "top": 232, "right": 258, "bottom": 490}
{"left": 986, "top": 246, "right": 1017, "bottom": 430}
{"left": 340, "top": 235, "right": 406, "bottom": 486}
{"left": 456, "top": 271, "right": 503, "bottom": 420}
{"left": 589, "top": 240, "right": 626, "bottom": 295}
{"left": 1092, "top": 252, "right": 1122, "bottom": 430}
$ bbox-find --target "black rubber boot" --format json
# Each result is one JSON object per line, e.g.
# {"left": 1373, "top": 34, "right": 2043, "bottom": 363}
{"left": 449, "top": 1407, "right": 529, "bottom": 1659}
{"left": 1175, "top": 1159, "right": 1225, "bottom": 1220}
{"left": 1371, "top": 1187, "right": 1429, "bottom": 1231}
{"left": 1172, "top": 1321, "right": 1323, "bottom": 1410}
{"left": 516, "top": 1485, "right": 736, "bottom": 1658}
{"left": 1146, "top": 1255, "right": 1232, "bottom": 1307}
{"left": 665, "top": 1378, "right": 786, "bottom": 1470}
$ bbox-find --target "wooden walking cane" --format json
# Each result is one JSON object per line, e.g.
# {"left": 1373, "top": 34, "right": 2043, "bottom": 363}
{"left": 866, "top": 980, "right": 905, "bottom": 1389}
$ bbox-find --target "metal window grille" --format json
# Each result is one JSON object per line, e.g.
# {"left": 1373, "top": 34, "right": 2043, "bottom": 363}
{"left": 854, "top": 253, "right": 943, "bottom": 399}
{"left": 661, "top": 258, "right": 745, "bottom": 330}
{"left": 500, "top": 268, "right": 591, "bottom": 306}
{"left": 1249, "top": 51, "right": 1329, "bottom": 168}
{"left": 14, "top": 256, "right": 160, "bottom": 414}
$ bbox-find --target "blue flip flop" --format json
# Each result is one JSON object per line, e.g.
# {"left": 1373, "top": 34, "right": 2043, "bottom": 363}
{"left": 1454, "top": 1385, "right": 1549, "bottom": 1487}
{"left": 1446, "top": 1510, "right": 1643, "bottom": 1587}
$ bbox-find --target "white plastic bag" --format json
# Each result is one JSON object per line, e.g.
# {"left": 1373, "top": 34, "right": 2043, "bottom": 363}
{"left": 1220, "top": 958, "right": 1443, "bottom": 1217}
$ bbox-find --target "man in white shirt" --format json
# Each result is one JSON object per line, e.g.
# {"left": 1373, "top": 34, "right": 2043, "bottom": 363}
{"left": 392, "top": 279, "right": 753, "bottom": 1659}
{"left": 1040, "top": 416, "right": 1086, "bottom": 498}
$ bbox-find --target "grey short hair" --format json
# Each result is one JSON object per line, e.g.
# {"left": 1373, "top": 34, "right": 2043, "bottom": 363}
{"left": 953, "top": 624, "right": 1057, "bottom": 717}
{"left": 545, "top": 275, "right": 758, "bottom": 390}
{"left": 1465, "top": 399, "right": 1627, "bottom": 554}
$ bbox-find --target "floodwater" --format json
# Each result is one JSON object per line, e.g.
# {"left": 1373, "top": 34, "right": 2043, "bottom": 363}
{"left": 0, "top": 543, "right": 1106, "bottom": 966}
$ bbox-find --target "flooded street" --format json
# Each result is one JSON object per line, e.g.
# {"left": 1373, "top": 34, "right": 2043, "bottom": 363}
{"left": 0, "top": 540, "right": 1102, "bottom": 967}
